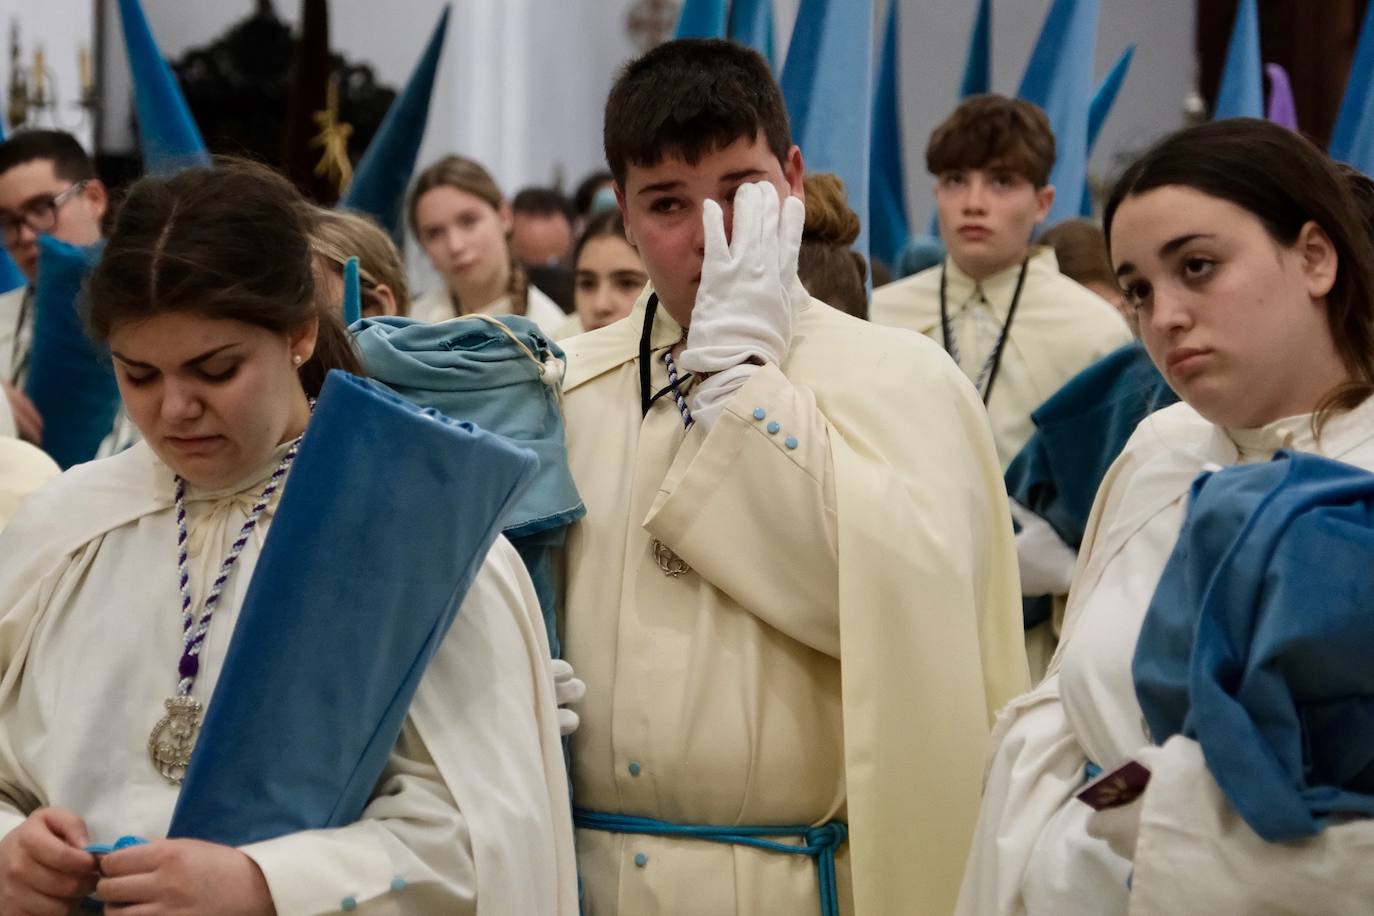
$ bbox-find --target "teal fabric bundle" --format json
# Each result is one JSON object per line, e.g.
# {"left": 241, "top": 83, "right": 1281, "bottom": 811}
{"left": 352, "top": 314, "right": 584, "bottom": 653}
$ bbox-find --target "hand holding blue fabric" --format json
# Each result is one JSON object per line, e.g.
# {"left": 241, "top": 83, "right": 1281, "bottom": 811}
{"left": 97, "top": 838, "right": 272, "bottom": 914}
{"left": 0, "top": 808, "right": 97, "bottom": 912}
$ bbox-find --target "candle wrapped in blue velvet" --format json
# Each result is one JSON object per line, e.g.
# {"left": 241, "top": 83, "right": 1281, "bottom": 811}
{"left": 1134, "top": 451, "right": 1374, "bottom": 842}
{"left": 24, "top": 236, "right": 120, "bottom": 469}
{"left": 166, "top": 370, "right": 537, "bottom": 845}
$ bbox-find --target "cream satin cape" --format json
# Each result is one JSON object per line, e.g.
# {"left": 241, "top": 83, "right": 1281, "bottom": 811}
{"left": 0, "top": 441, "right": 578, "bottom": 915}
{"left": 561, "top": 294, "right": 1030, "bottom": 914}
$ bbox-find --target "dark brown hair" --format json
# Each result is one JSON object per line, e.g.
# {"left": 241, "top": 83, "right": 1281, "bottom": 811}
{"left": 406, "top": 154, "right": 529, "bottom": 315}
{"left": 572, "top": 206, "right": 628, "bottom": 268}
{"left": 603, "top": 39, "right": 791, "bottom": 188}
{"left": 1104, "top": 118, "right": 1374, "bottom": 426}
{"left": 926, "top": 95, "right": 1056, "bottom": 187}
{"left": 0, "top": 128, "right": 96, "bottom": 182}
{"left": 87, "top": 159, "right": 363, "bottom": 397}
{"left": 797, "top": 172, "right": 867, "bottom": 319}
{"left": 1037, "top": 218, "right": 1115, "bottom": 289}
{"left": 1336, "top": 163, "right": 1374, "bottom": 243}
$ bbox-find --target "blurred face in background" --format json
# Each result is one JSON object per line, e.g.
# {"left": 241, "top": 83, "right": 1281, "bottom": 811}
{"left": 414, "top": 185, "right": 512, "bottom": 301}
{"left": 574, "top": 233, "right": 647, "bottom": 331}
{"left": 0, "top": 158, "right": 107, "bottom": 281}
{"left": 511, "top": 211, "right": 573, "bottom": 266}
{"left": 934, "top": 165, "right": 1052, "bottom": 281}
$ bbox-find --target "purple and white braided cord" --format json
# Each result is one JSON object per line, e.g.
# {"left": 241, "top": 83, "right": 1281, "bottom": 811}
{"left": 661, "top": 350, "right": 694, "bottom": 430}
{"left": 173, "top": 436, "right": 302, "bottom": 697}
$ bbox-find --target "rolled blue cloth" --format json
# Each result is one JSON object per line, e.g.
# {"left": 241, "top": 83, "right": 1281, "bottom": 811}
{"left": 1134, "top": 451, "right": 1374, "bottom": 841}
{"left": 1007, "top": 342, "right": 1176, "bottom": 627}
{"left": 167, "top": 371, "right": 537, "bottom": 845}
{"left": 352, "top": 314, "right": 584, "bottom": 654}
{"left": 24, "top": 236, "right": 120, "bottom": 469}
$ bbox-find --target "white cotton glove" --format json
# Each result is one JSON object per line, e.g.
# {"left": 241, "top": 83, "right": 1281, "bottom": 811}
{"left": 678, "top": 181, "right": 806, "bottom": 430}
{"left": 550, "top": 658, "right": 586, "bottom": 737}
{"left": 1009, "top": 500, "right": 1079, "bottom": 597}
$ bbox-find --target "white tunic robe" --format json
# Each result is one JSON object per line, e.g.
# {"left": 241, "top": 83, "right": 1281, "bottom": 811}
{"left": 870, "top": 248, "right": 1132, "bottom": 469}
{"left": 0, "top": 438, "right": 57, "bottom": 526}
{"left": 413, "top": 283, "right": 567, "bottom": 335}
{"left": 0, "top": 440, "right": 578, "bottom": 915}
{"left": 559, "top": 293, "right": 1029, "bottom": 915}
{"left": 957, "top": 396, "right": 1374, "bottom": 916}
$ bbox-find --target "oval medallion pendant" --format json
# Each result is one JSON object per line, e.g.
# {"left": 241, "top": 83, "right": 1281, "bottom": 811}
{"left": 148, "top": 696, "right": 203, "bottom": 784}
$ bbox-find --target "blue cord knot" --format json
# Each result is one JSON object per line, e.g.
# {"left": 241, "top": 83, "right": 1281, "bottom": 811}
{"left": 574, "top": 808, "right": 847, "bottom": 916}
{"left": 805, "top": 821, "right": 847, "bottom": 850}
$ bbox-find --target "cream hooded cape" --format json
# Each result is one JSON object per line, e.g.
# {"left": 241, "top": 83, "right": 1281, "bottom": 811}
{"left": 559, "top": 292, "right": 1029, "bottom": 914}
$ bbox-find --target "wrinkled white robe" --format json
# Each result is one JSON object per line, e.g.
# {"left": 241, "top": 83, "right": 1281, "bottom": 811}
{"left": 0, "top": 438, "right": 57, "bottom": 526}
{"left": 958, "top": 397, "right": 1374, "bottom": 916}
{"left": 0, "top": 440, "right": 577, "bottom": 915}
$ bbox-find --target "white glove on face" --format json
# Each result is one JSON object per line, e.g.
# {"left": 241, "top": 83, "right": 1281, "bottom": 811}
{"left": 1009, "top": 499, "right": 1079, "bottom": 597}
{"left": 679, "top": 181, "right": 805, "bottom": 429}
{"left": 550, "top": 658, "right": 586, "bottom": 737}
{"left": 677, "top": 181, "right": 804, "bottom": 375}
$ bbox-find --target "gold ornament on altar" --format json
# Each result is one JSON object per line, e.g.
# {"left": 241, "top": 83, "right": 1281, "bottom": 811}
{"left": 311, "top": 74, "right": 354, "bottom": 196}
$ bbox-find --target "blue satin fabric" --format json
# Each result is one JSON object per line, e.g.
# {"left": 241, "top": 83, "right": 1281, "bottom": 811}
{"left": 352, "top": 314, "right": 584, "bottom": 654}
{"left": 167, "top": 371, "right": 537, "bottom": 845}
{"left": 24, "top": 236, "right": 119, "bottom": 469}
{"left": 1134, "top": 451, "right": 1374, "bottom": 841}
{"left": 1007, "top": 342, "right": 1176, "bottom": 626}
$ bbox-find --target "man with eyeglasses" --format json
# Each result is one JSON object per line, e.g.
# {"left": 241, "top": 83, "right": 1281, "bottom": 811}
{"left": 0, "top": 130, "right": 108, "bottom": 444}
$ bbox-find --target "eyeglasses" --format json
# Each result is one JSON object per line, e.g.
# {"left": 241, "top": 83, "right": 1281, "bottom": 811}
{"left": 0, "top": 180, "right": 90, "bottom": 244}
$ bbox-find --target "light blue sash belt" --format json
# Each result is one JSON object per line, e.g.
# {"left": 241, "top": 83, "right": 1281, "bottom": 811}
{"left": 573, "top": 807, "right": 848, "bottom": 916}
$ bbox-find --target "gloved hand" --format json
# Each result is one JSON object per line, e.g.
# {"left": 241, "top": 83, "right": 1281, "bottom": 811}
{"left": 678, "top": 181, "right": 806, "bottom": 429}
{"left": 1009, "top": 500, "right": 1078, "bottom": 597}
{"left": 550, "top": 658, "right": 586, "bottom": 737}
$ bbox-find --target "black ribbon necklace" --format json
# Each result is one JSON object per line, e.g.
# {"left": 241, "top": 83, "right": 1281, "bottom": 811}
{"left": 638, "top": 293, "right": 693, "bottom": 424}
{"left": 938, "top": 258, "right": 1029, "bottom": 404}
